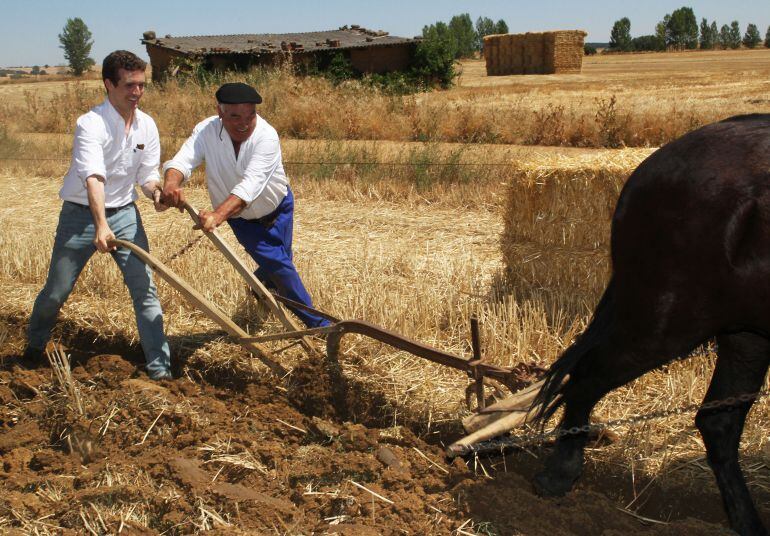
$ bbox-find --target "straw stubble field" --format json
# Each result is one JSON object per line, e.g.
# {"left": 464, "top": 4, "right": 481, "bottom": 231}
{"left": 0, "top": 49, "right": 769, "bottom": 534}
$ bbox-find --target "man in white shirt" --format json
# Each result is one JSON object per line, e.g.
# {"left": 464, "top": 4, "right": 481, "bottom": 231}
{"left": 24, "top": 50, "right": 172, "bottom": 380}
{"left": 161, "top": 82, "right": 328, "bottom": 329}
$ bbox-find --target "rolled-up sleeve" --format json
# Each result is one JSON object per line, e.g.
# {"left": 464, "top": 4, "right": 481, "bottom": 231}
{"left": 136, "top": 121, "right": 161, "bottom": 186}
{"left": 162, "top": 124, "right": 206, "bottom": 183}
{"left": 230, "top": 136, "right": 281, "bottom": 204}
{"left": 72, "top": 116, "right": 106, "bottom": 185}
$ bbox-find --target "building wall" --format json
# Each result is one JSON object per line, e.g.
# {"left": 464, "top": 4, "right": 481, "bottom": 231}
{"left": 349, "top": 44, "right": 412, "bottom": 74}
{"left": 146, "top": 46, "right": 176, "bottom": 82}
{"left": 146, "top": 43, "right": 414, "bottom": 81}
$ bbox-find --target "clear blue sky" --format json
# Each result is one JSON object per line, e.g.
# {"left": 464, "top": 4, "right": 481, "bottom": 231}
{"left": 2, "top": 0, "right": 769, "bottom": 67}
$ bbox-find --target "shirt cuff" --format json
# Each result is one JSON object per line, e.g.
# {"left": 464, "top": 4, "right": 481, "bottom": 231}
{"left": 80, "top": 168, "right": 106, "bottom": 186}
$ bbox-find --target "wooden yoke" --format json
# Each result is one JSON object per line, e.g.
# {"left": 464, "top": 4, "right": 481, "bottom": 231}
{"left": 107, "top": 238, "right": 287, "bottom": 378}
{"left": 182, "top": 203, "right": 320, "bottom": 358}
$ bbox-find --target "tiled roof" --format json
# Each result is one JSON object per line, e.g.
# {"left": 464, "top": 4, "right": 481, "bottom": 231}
{"left": 141, "top": 26, "right": 417, "bottom": 55}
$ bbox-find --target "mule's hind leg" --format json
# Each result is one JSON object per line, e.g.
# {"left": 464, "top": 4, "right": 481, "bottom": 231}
{"left": 695, "top": 332, "right": 770, "bottom": 536}
{"left": 534, "top": 337, "right": 686, "bottom": 497}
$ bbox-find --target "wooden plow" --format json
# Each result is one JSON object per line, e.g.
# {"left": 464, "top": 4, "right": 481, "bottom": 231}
{"left": 108, "top": 202, "right": 545, "bottom": 452}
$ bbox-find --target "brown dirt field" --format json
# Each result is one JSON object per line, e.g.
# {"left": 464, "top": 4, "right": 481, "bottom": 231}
{"left": 0, "top": 327, "right": 747, "bottom": 535}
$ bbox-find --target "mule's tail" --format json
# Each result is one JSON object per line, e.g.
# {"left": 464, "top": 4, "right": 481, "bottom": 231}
{"left": 533, "top": 278, "right": 616, "bottom": 425}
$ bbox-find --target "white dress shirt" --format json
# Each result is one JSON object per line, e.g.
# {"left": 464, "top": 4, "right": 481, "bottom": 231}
{"left": 163, "top": 115, "right": 289, "bottom": 220}
{"left": 59, "top": 99, "right": 161, "bottom": 208}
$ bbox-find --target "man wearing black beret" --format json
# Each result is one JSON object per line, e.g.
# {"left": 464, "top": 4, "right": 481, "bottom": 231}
{"left": 160, "top": 82, "right": 329, "bottom": 328}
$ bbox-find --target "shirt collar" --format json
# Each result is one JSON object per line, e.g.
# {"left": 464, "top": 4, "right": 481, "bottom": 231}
{"left": 102, "top": 98, "right": 141, "bottom": 132}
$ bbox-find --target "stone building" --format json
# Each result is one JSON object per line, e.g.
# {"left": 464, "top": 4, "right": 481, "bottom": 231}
{"left": 141, "top": 25, "right": 418, "bottom": 82}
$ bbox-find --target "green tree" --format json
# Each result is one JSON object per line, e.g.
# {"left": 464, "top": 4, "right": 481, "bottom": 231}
{"left": 495, "top": 19, "right": 509, "bottom": 34}
{"left": 699, "top": 18, "right": 715, "bottom": 49}
{"left": 655, "top": 16, "right": 670, "bottom": 49}
{"left": 710, "top": 21, "right": 718, "bottom": 47}
{"left": 31, "top": 65, "right": 40, "bottom": 75}
{"left": 729, "top": 20, "right": 742, "bottom": 49}
{"left": 448, "top": 13, "right": 476, "bottom": 58}
{"left": 584, "top": 44, "right": 597, "bottom": 55}
{"left": 324, "top": 53, "right": 354, "bottom": 85}
{"left": 743, "top": 23, "right": 761, "bottom": 48}
{"left": 413, "top": 22, "right": 457, "bottom": 87}
{"left": 665, "top": 7, "right": 698, "bottom": 49}
{"left": 719, "top": 24, "right": 731, "bottom": 49}
{"left": 766, "top": 26, "right": 770, "bottom": 48}
{"left": 58, "top": 17, "right": 94, "bottom": 76}
{"left": 609, "top": 17, "right": 632, "bottom": 51}
{"left": 632, "top": 35, "right": 665, "bottom": 51}
{"left": 475, "top": 16, "right": 497, "bottom": 52}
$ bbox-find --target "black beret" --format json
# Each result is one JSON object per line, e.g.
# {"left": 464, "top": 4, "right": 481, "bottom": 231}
{"left": 215, "top": 82, "right": 262, "bottom": 104}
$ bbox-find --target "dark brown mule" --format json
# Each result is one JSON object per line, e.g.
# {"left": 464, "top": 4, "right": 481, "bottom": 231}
{"left": 533, "top": 114, "right": 770, "bottom": 536}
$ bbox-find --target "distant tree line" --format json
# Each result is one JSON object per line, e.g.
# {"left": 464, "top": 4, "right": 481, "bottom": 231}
{"left": 0, "top": 67, "right": 48, "bottom": 78}
{"left": 608, "top": 6, "right": 770, "bottom": 52}
{"left": 414, "top": 13, "right": 508, "bottom": 87}
{"left": 419, "top": 13, "right": 508, "bottom": 60}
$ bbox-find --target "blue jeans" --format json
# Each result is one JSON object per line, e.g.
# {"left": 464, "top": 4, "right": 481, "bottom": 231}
{"left": 227, "top": 188, "right": 329, "bottom": 328}
{"left": 27, "top": 201, "right": 171, "bottom": 376}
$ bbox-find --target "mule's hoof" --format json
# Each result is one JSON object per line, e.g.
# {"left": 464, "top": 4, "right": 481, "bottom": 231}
{"left": 533, "top": 470, "right": 574, "bottom": 497}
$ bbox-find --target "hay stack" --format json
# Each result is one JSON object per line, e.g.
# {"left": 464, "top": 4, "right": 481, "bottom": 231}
{"left": 523, "top": 33, "right": 544, "bottom": 74}
{"left": 484, "top": 30, "right": 587, "bottom": 76}
{"left": 483, "top": 34, "right": 502, "bottom": 75}
{"left": 501, "top": 150, "right": 654, "bottom": 305}
{"left": 545, "top": 31, "right": 588, "bottom": 73}
{"left": 509, "top": 34, "right": 524, "bottom": 74}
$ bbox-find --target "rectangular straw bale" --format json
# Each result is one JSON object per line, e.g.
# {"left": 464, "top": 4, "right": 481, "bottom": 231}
{"left": 501, "top": 241, "right": 610, "bottom": 304}
{"left": 486, "top": 30, "right": 586, "bottom": 76}
{"left": 484, "top": 34, "right": 502, "bottom": 76}
{"left": 543, "top": 32, "right": 556, "bottom": 73}
{"left": 501, "top": 150, "right": 653, "bottom": 303}
{"left": 484, "top": 37, "right": 496, "bottom": 71}
{"left": 523, "top": 33, "right": 545, "bottom": 74}
{"left": 551, "top": 30, "right": 587, "bottom": 73}
{"left": 510, "top": 34, "right": 524, "bottom": 73}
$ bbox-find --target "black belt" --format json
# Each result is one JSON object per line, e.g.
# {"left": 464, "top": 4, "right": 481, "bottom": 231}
{"left": 65, "top": 201, "right": 134, "bottom": 215}
{"left": 244, "top": 204, "right": 282, "bottom": 228}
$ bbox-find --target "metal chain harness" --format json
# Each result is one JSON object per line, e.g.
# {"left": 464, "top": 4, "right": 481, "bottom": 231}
{"left": 453, "top": 388, "right": 770, "bottom": 457}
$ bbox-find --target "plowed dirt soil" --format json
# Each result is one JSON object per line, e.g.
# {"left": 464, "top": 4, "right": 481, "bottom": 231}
{"left": 0, "top": 319, "right": 748, "bottom": 535}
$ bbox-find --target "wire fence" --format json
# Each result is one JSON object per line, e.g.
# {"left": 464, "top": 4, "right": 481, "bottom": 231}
{"left": 0, "top": 157, "right": 513, "bottom": 166}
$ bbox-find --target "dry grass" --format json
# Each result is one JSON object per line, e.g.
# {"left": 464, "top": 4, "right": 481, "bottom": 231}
{"left": 2, "top": 151, "right": 769, "bottom": 499}
{"left": 1, "top": 49, "right": 769, "bottom": 148}
{"left": 1, "top": 49, "right": 769, "bottom": 506}
{"left": 501, "top": 149, "right": 654, "bottom": 312}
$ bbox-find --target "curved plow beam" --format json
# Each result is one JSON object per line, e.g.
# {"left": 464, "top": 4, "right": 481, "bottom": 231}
{"left": 325, "top": 320, "right": 514, "bottom": 384}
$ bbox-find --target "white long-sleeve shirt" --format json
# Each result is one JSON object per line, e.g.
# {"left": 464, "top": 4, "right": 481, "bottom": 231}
{"left": 59, "top": 99, "right": 161, "bottom": 207}
{"left": 163, "top": 115, "right": 288, "bottom": 220}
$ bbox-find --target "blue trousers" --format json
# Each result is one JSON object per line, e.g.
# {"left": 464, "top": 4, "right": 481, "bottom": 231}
{"left": 27, "top": 201, "right": 171, "bottom": 376}
{"left": 227, "top": 188, "right": 328, "bottom": 328}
